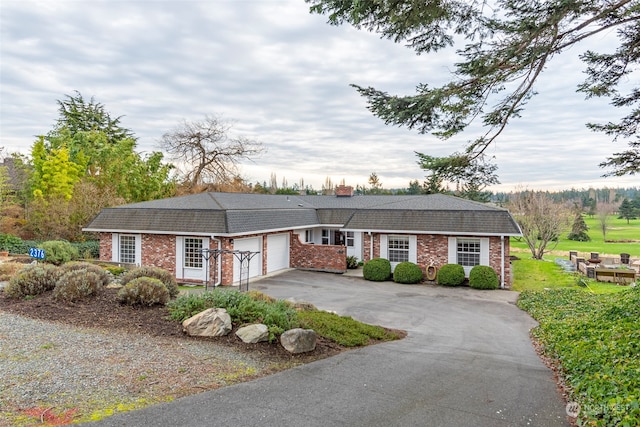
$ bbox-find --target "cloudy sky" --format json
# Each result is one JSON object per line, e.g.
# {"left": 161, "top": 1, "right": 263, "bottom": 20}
{"left": 1, "top": 0, "right": 637, "bottom": 192}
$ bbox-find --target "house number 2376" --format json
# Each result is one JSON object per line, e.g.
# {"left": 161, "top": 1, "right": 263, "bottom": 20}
{"left": 29, "top": 248, "right": 46, "bottom": 260}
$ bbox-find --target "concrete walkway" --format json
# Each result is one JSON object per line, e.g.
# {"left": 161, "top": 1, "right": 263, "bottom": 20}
{"left": 89, "top": 270, "right": 569, "bottom": 427}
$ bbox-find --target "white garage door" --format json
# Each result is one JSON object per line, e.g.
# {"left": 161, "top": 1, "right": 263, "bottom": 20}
{"left": 233, "top": 237, "right": 262, "bottom": 283}
{"left": 267, "top": 233, "right": 289, "bottom": 273}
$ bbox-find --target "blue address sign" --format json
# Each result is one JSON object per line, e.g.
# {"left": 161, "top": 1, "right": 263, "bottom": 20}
{"left": 29, "top": 247, "right": 46, "bottom": 260}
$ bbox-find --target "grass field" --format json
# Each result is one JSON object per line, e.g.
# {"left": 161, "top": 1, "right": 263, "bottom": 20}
{"left": 510, "top": 215, "right": 640, "bottom": 259}
{"left": 511, "top": 258, "right": 631, "bottom": 293}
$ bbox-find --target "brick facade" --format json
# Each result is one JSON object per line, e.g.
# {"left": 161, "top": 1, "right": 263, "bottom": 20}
{"left": 99, "top": 233, "right": 112, "bottom": 261}
{"left": 99, "top": 230, "right": 511, "bottom": 288}
{"left": 290, "top": 234, "right": 347, "bottom": 272}
{"left": 142, "top": 234, "right": 176, "bottom": 275}
{"left": 361, "top": 232, "right": 511, "bottom": 288}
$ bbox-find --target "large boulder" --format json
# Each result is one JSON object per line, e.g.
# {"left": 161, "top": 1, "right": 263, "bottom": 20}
{"left": 236, "top": 324, "right": 269, "bottom": 343}
{"left": 280, "top": 328, "right": 317, "bottom": 354}
{"left": 182, "top": 308, "right": 232, "bottom": 337}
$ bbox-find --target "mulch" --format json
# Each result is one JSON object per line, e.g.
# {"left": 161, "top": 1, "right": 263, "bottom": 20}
{"left": 0, "top": 286, "right": 347, "bottom": 364}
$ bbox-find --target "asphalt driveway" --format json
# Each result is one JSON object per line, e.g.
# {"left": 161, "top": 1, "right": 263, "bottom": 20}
{"left": 90, "top": 270, "right": 569, "bottom": 427}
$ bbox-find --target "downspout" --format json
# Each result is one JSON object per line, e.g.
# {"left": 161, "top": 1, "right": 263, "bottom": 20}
{"left": 500, "top": 235, "right": 505, "bottom": 289}
{"left": 212, "top": 236, "right": 222, "bottom": 287}
{"left": 368, "top": 232, "right": 373, "bottom": 261}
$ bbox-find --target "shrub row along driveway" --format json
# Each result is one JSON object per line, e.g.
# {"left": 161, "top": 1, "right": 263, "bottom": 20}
{"left": 90, "top": 270, "right": 569, "bottom": 427}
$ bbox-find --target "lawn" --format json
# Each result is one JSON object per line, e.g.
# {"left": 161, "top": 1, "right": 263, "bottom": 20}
{"left": 510, "top": 215, "right": 640, "bottom": 259}
{"left": 511, "top": 258, "right": 631, "bottom": 293}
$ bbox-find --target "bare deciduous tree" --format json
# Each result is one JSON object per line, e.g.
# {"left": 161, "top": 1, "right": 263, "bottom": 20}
{"left": 509, "top": 191, "right": 571, "bottom": 260}
{"left": 596, "top": 202, "right": 617, "bottom": 241}
{"left": 160, "top": 115, "right": 263, "bottom": 190}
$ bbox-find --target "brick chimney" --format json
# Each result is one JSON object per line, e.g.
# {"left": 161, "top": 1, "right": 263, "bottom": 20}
{"left": 335, "top": 185, "right": 354, "bottom": 197}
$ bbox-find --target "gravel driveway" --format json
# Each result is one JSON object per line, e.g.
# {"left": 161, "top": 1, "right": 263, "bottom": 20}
{"left": 0, "top": 312, "right": 277, "bottom": 426}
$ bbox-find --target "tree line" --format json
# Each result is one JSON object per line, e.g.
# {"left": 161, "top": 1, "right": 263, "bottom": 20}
{"left": 0, "top": 92, "right": 263, "bottom": 242}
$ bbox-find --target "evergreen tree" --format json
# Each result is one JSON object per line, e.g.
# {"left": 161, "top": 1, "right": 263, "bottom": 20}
{"left": 309, "top": 0, "right": 640, "bottom": 177}
{"left": 567, "top": 212, "right": 591, "bottom": 242}
{"left": 618, "top": 198, "right": 638, "bottom": 224}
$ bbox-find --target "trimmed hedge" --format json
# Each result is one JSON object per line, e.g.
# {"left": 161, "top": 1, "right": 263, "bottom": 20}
{"left": 469, "top": 265, "right": 499, "bottom": 290}
{"left": 363, "top": 258, "right": 391, "bottom": 281}
{"left": 436, "top": 264, "right": 465, "bottom": 286}
{"left": 392, "top": 262, "right": 423, "bottom": 284}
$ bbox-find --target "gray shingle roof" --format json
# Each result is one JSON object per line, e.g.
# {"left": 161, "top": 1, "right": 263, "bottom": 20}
{"left": 84, "top": 192, "right": 521, "bottom": 236}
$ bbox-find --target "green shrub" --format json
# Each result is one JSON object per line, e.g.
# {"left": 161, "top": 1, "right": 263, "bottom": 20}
{"left": 60, "top": 262, "right": 111, "bottom": 287}
{"left": 363, "top": 258, "right": 391, "bottom": 281}
{"left": 392, "top": 262, "right": 423, "bottom": 284}
{"left": 437, "top": 264, "right": 466, "bottom": 286}
{"left": 72, "top": 240, "right": 100, "bottom": 259}
{"left": 167, "top": 289, "right": 298, "bottom": 342}
{"left": 518, "top": 287, "right": 640, "bottom": 426}
{"left": 53, "top": 270, "right": 101, "bottom": 302}
{"left": 39, "top": 240, "right": 79, "bottom": 265}
{"left": 120, "top": 266, "right": 179, "bottom": 298}
{"left": 117, "top": 277, "right": 170, "bottom": 306}
{"left": 0, "top": 233, "right": 22, "bottom": 253}
{"left": 4, "top": 264, "right": 61, "bottom": 298}
{"left": 469, "top": 265, "right": 499, "bottom": 290}
{"left": 21, "top": 240, "right": 41, "bottom": 255}
{"left": 103, "top": 265, "right": 126, "bottom": 276}
{"left": 346, "top": 255, "right": 359, "bottom": 269}
{"left": 296, "top": 310, "right": 402, "bottom": 347}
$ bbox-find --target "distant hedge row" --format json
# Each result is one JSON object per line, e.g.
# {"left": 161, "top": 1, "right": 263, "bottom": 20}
{"left": 0, "top": 233, "right": 99, "bottom": 260}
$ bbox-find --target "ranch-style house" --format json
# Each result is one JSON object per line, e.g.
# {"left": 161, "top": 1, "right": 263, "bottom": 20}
{"left": 83, "top": 187, "right": 522, "bottom": 288}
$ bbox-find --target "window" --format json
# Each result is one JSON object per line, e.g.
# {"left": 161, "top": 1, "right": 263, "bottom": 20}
{"left": 305, "top": 230, "right": 313, "bottom": 243}
{"left": 321, "top": 229, "right": 330, "bottom": 245}
{"left": 388, "top": 236, "right": 409, "bottom": 263}
{"left": 184, "top": 238, "right": 203, "bottom": 268}
{"left": 457, "top": 239, "right": 481, "bottom": 267}
{"left": 119, "top": 235, "right": 137, "bottom": 264}
{"left": 346, "top": 231, "right": 354, "bottom": 247}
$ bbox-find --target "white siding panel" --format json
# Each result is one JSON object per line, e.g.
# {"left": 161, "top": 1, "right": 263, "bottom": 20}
{"left": 448, "top": 237, "right": 457, "bottom": 263}
{"left": 409, "top": 235, "right": 417, "bottom": 263}
{"left": 380, "top": 235, "right": 388, "bottom": 259}
{"left": 111, "top": 234, "right": 118, "bottom": 262}
{"left": 481, "top": 238, "right": 490, "bottom": 266}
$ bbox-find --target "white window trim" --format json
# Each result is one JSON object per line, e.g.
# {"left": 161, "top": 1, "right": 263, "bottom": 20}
{"left": 112, "top": 233, "right": 141, "bottom": 265}
{"left": 448, "top": 237, "right": 489, "bottom": 276}
{"left": 380, "top": 234, "right": 417, "bottom": 271}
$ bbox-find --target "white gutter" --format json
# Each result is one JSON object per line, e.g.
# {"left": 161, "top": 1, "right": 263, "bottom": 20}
{"left": 211, "top": 236, "right": 222, "bottom": 287}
